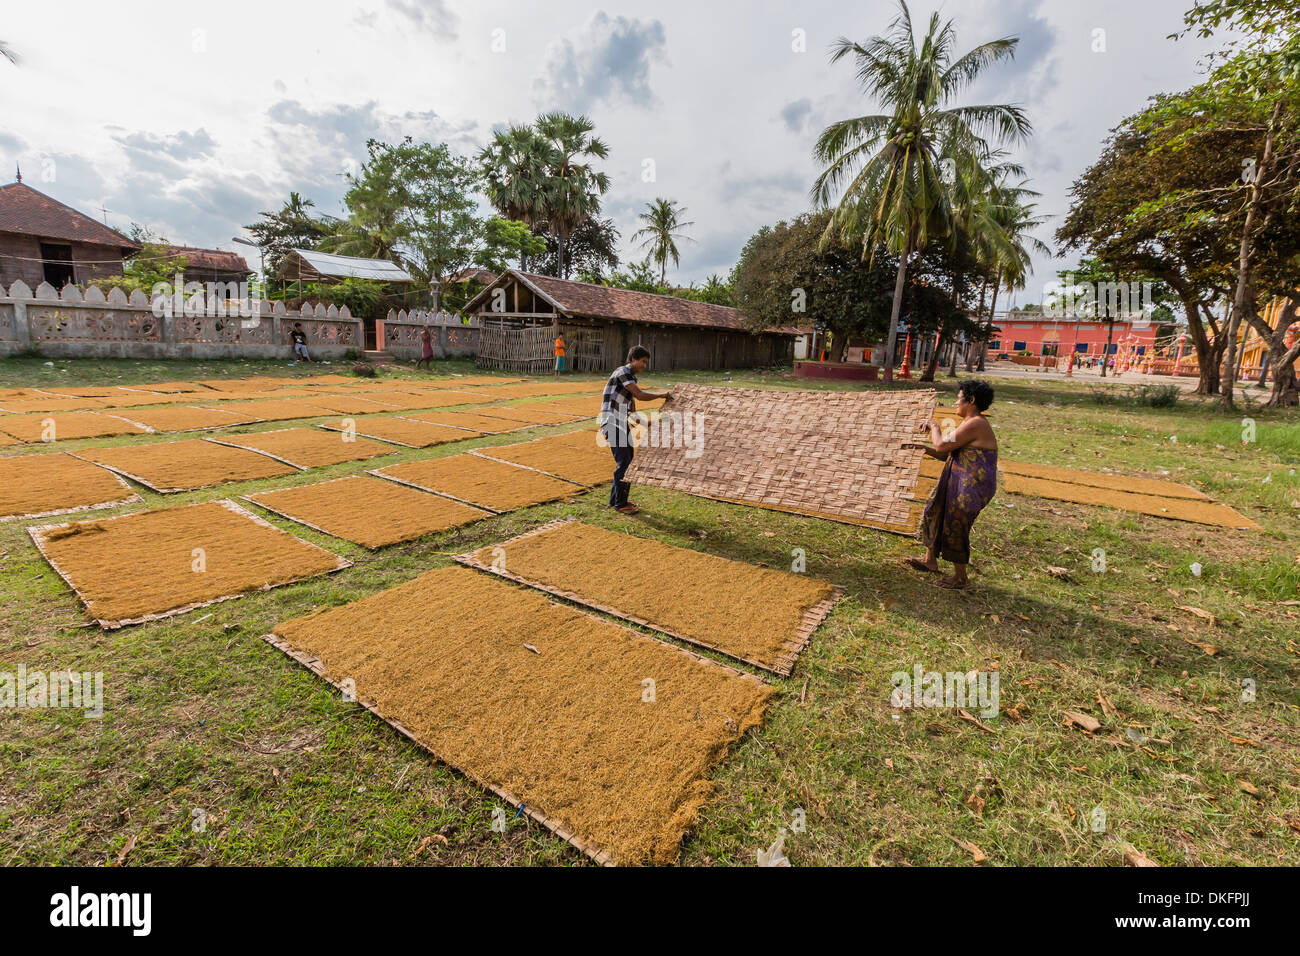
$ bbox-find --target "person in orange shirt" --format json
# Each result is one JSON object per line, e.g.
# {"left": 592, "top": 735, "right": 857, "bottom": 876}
{"left": 554, "top": 331, "right": 566, "bottom": 376}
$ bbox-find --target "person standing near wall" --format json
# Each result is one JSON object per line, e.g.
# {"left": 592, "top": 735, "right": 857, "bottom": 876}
{"left": 554, "top": 331, "right": 566, "bottom": 376}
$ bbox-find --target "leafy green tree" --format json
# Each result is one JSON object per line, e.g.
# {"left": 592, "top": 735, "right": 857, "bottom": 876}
{"left": 478, "top": 124, "right": 553, "bottom": 269}
{"left": 533, "top": 216, "right": 620, "bottom": 280}
{"left": 325, "top": 137, "right": 482, "bottom": 291}
{"left": 811, "top": 0, "right": 1030, "bottom": 381}
{"left": 244, "top": 192, "right": 335, "bottom": 277}
{"left": 632, "top": 198, "right": 694, "bottom": 284}
{"left": 475, "top": 217, "right": 547, "bottom": 273}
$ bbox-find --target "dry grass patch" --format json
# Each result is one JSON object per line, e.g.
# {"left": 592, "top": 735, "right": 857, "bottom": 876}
{"left": 474, "top": 431, "right": 611, "bottom": 486}
{"left": 374, "top": 453, "right": 579, "bottom": 512}
{"left": 107, "top": 405, "right": 260, "bottom": 433}
{"left": 460, "top": 520, "right": 841, "bottom": 674}
{"left": 75, "top": 439, "right": 298, "bottom": 493}
{"left": 268, "top": 566, "right": 773, "bottom": 864}
{"left": 246, "top": 475, "right": 490, "bottom": 548}
{"left": 30, "top": 499, "right": 349, "bottom": 628}
{"left": 0, "top": 452, "right": 139, "bottom": 521}
{"left": 209, "top": 428, "right": 395, "bottom": 469}
{"left": 320, "top": 416, "right": 480, "bottom": 449}
{"left": 0, "top": 412, "right": 147, "bottom": 443}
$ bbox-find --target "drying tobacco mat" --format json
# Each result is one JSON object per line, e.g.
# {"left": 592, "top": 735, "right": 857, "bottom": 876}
{"left": 470, "top": 404, "right": 588, "bottom": 426}
{"left": 30, "top": 499, "right": 349, "bottom": 629}
{"left": 920, "top": 456, "right": 1211, "bottom": 500}
{"left": 245, "top": 475, "right": 491, "bottom": 548}
{"left": 472, "top": 431, "right": 611, "bottom": 486}
{"left": 0, "top": 411, "right": 148, "bottom": 443}
{"left": 196, "top": 399, "right": 334, "bottom": 422}
{"left": 626, "top": 384, "right": 934, "bottom": 531}
{"left": 74, "top": 439, "right": 299, "bottom": 493}
{"left": 402, "top": 410, "right": 532, "bottom": 434}
{"left": 457, "top": 519, "right": 843, "bottom": 676}
{"left": 106, "top": 405, "right": 262, "bottom": 433}
{"left": 359, "top": 390, "right": 479, "bottom": 411}
{"left": 265, "top": 566, "right": 773, "bottom": 865}
{"left": 0, "top": 452, "right": 140, "bottom": 521}
{"left": 208, "top": 428, "right": 395, "bottom": 469}
{"left": 123, "top": 381, "right": 212, "bottom": 394}
{"left": 372, "top": 454, "right": 579, "bottom": 512}
{"left": 468, "top": 382, "right": 590, "bottom": 401}
{"left": 0, "top": 397, "right": 107, "bottom": 414}
{"left": 287, "top": 393, "right": 411, "bottom": 416}
{"left": 1000, "top": 474, "right": 1261, "bottom": 529}
{"left": 319, "top": 416, "right": 482, "bottom": 449}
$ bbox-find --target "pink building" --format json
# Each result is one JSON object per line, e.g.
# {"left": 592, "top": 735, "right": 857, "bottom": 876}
{"left": 989, "top": 312, "right": 1163, "bottom": 366}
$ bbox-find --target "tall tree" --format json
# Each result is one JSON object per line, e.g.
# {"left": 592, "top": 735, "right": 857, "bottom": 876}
{"left": 326, "top": 137, "right": 483, "bottom": 289}
{"left": 631, "top": 198, "right": 695, "bottom": 284}
{"left": 535, "top": 112, "right": 610, "bottom": 279}
{"left": 244, "top": 192, "right": 335, "bottom": 276}
{"left": 477, "top": 124, "right": 552, "bottom": 269}
{"left": 811, "top": 0, "right": 1030, "bottom": 381}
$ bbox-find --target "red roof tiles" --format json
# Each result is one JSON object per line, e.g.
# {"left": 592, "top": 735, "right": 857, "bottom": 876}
{"left": 0, "top": 182, "right": 140, "bottom": 250}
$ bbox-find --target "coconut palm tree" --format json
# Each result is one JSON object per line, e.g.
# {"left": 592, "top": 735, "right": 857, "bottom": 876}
{"left": 535, "top": 112, "right": 610, "bottom": 279}
{"left": 811, "top": 0, "right": 1030, "bottom": 381}
{"left": 477, "top": 124, "right": 552, "bottom": 269}
{"left": 977, "top": 194, "right": 1051, "bottom": 370}
{"left": 632, "top": 198, "right": 695, "bottom": 284}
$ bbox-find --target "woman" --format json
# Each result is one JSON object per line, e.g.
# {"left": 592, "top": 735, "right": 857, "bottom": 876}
{"left": 906, "top": 379, "right": 998, "bottom": 590}
{"left": 416, "top": 327, "right": 434, "bottom": 370}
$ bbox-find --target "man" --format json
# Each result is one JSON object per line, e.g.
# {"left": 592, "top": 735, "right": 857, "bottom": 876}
{"left": 600, "top": 345, "right": 671, "bottom": 515}
{"left": 554, "top": 331, "right": 566, "bottom": 376}
{"left": 290, "top": 322, "right": 311, "bottom": 363}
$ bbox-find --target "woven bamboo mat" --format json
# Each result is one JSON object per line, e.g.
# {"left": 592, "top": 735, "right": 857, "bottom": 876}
{"left": 625, "top": 384, "right": 935, "bottom": 531}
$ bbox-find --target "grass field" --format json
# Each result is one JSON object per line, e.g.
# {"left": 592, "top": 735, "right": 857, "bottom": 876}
{"left": 1, "top": 356, "right": 1297, "bottom": 866}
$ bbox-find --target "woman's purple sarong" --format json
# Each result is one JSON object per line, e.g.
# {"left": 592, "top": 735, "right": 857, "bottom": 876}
{"left": 920, "top": 445, "right": 998, "bottom": 565}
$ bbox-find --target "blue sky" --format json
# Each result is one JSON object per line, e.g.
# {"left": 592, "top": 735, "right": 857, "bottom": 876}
{"left": 1, "top": 0, "right": 1228, "bottom": 302}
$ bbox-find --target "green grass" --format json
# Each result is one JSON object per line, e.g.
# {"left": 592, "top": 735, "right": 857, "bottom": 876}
{"left": 1, "top": 358, "right": 1297, "bottom": 867}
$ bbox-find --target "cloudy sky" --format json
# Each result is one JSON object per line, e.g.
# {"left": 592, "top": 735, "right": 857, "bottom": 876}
{"left": 1, "top": 0, "right": 1228, "bottom": 303}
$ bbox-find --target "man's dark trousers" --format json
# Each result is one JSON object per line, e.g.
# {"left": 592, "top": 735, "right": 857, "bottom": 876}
{"left": 609, "top": 443, "right": 634, "bottom": 508}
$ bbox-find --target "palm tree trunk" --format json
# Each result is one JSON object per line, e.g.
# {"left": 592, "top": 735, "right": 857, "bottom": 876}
{"left": 883, "top": 238, "right": 911, "bottom": 384}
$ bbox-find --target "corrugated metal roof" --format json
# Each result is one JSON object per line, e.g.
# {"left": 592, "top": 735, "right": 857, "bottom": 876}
{"left": 289, "top": 248, "right": 413, "bottom": 281}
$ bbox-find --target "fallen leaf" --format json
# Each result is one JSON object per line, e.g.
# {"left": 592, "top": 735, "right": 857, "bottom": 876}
{"left": 966, "top": 793, "right": 986, "bottom": 818}
{"left": 1044, "top": 566, "right": 1074, "bottom": 581}
{"left": 1062, "top": 710, "right": 1102, "bottom": 733}
{"left": 1238, "top": 780, "right": 1260, "bottom": 797}
{"left": 1123, "top": 845, "right": 1159, "bottom": 867}
{"left": 958, "top": 708, "right": 998, "bottom": 734}
{"left": 1182, "top": 637, "right": 1221, "bottom": 656}
{"left": 1177, "top": 605, "right": 1217, "bottom": 625}
{"left": 952, "top": 837, "right": 987, "bottom": 863}
{"left": 113, "top": 834, "right": 137, "bottom": 867}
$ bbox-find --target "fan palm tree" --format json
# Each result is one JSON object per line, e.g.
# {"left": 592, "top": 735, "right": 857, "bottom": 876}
{"left": 535, "top": 112, "right": 610, "bottom": 279}
{"left": 811, "top": 0, "right": 1031, "bottom": 381}
{"left": 478, "top": 124, "right": 552, "bottom": 269}
{"left": 632, "top": 198, "right": 695, "bottom": 284}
